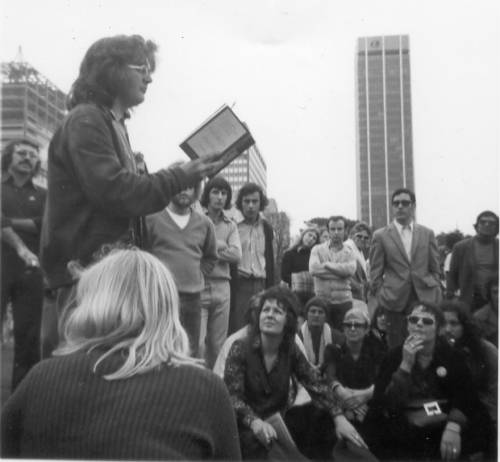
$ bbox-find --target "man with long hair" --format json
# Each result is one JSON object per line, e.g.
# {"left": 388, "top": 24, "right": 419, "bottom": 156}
{"left": 40, "top": 35, "right": 225, "bottom": 352}
{"left": 1, "top": 138, "right": 45, "bottom": 389}
{"left": 229, "top": 182, "right": 274, "bottom": 334}
{"left": 199, "top": 176, "right": 241, "bottom": 367}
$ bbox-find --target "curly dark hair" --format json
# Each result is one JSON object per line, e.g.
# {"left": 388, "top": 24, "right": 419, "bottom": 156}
{"left": 248, "top": 285, "right": 300, "bottom": 349}
{"left": 440, "top": 300, "right": 483, "bottom": 353}
{"left": 67, "top": 34, "right": 157, "bottom": 110}
{"left": 408, "top": 301, "right": 444, "bottom": 330}
{"left": 1, "top": 138, "right": 40, "bottom": 175}
{"left": 200, "top": 176, "right": 232, "bottom": 210}
{"left": 235, "top": 182, "right": 268, "bottom": 212}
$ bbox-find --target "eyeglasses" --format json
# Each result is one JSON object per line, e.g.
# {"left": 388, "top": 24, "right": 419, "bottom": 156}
{"left": 478, "top": 219, "right": 497, "bottom": 227}
{"left": 407, "top": 315, "right": 435, "bottom": 326}
{"left": 342, "top": 322, "right": 367, "bottom": 330}
{"left": 392, "top": 200, "right": 412, "bottom": 207}
{"left": 15, "top": 149, "right": 39, "bottom": 159}
{"left": 127, "top": 62, "right": 152, "bottom": 76}
{"left": 355, "top": 234, "right": 370, "bottom": 240}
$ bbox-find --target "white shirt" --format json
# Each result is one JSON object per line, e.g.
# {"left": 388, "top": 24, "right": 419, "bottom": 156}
{"left": 393, "top": 220, "right": 413, "bottom": 261}
{"left": 166, "top": 208, "right": 191, "bottom": 229}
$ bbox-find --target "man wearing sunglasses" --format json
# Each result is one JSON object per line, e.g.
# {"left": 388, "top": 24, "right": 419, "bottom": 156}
{"left": 1, "top": 139, "right": 45, "bottom": 389}
{"left": 40, "top": 35, "right": 226, "bottom": 355}
{"left": 369, "top": 188, "right": 442, "bottom": 348}
{"left": 446, "top": 211, "right": 499, "bottom": 311}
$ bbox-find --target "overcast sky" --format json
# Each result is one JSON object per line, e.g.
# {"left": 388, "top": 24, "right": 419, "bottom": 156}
{"left": 2, "top": 0, "right": 498, "bottom": 235}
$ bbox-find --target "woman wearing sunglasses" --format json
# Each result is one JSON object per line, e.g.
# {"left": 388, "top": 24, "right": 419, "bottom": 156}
{"left": 363, "top": 302, "right": 490, "bottom": 461}
{"left": 322, "top": 308, "right": 386, "bottom": 427}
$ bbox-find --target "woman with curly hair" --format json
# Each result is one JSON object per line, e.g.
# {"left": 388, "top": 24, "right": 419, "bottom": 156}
{"left": 223, "top": 285, "right": 368, "bottom": 459}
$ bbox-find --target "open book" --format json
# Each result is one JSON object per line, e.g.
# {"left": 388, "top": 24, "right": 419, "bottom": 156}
{"left": 179, "top": 104, "right": 255, "bottom": 176}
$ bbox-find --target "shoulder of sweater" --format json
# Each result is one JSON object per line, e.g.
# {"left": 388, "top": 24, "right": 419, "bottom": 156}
{"left": 191, "top": 210, "right": 213, "bottom": 224}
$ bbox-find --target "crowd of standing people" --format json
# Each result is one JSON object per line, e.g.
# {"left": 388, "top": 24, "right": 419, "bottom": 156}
{"left": 1, "top": 33, "right": 498, "bottom": 461}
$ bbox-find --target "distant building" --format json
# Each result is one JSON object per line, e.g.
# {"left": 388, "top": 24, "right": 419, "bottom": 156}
{"left": 1, "top": 60, "right": 66, "bottom": 186}
{"left": 355, "top": 35, "right": 415, "bottom": 230}
{"left": 220, "top": 144, "right": 267, "bottom": 200}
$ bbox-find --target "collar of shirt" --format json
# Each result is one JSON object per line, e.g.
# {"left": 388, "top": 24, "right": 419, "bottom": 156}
{"left": 239, "top": 215, "right": 262, "bottom": 227}
{"left": 328, "top": 239, "right": 345, "bottom": 251}
{"left": 393, "top": 220, "right": 413, "bottom": 234}
{"left": 1, "top": 173, "right": 36, "bottom": 190}
{"left": 109, "top": 107, "right": 131, "bottom": 123}
{"left": 204, "top": 208, "right": 231, "bottom": 224}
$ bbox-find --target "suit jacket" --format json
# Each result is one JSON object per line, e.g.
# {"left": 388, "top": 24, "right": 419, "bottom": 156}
{"left": 369, "top": 222, "right": 442, "bottom": 312}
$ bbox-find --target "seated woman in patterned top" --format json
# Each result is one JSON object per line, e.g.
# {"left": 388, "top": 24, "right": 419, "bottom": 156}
{"left": 223, "top": 285, "right": 368, "bottom": 460}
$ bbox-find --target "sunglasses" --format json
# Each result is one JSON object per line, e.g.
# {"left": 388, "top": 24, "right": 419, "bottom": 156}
{"left": 392, "top": 200, "right": 412, "bottom": 207}
{"left": 342, "top": 322, "right": 367, "bottom": 329}
{"left": 407, "top": 315, "right": 435, "bottom": 326}
{"left": 355, "top": 234, "right": 370, "bottom": 240}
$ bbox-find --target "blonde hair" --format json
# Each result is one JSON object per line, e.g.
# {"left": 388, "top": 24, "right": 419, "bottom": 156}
{"left": 343, "top": 307, "right": 371, "bottom": 326}
{"left": 54, "top": 249, "right": 200, "bottom": 379}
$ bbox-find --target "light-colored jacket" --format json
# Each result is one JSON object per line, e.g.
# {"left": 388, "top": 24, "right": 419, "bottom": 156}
{"left": 369, "top": 222, "right": 442, "bottom": 312}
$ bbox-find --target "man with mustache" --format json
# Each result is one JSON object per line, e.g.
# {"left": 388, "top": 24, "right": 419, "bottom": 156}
{"left": 1, "top": 139, "right": 45, "bottom": 389}
{"left": 146, "top": 176, "right": 217, "bottom": 357}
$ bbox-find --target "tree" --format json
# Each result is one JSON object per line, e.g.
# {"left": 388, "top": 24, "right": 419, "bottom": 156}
{"left": 304, "top": 216, "right": 361, "bottom": 236}
{"left": 436, "top": 229, "right": 467, "bottom": 249}
{"left": 263, "top": 210, "right": 291, "bottom": 284}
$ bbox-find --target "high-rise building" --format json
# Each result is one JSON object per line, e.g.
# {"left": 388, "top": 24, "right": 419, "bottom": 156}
{"left": 1, "top": 60, "right": 66, "bottom": 186}
{"left": 220, "top": 144, "right": 267, "bottom": 200}
{"left": 355, "top": 35, "right": 415, "bottom": 230}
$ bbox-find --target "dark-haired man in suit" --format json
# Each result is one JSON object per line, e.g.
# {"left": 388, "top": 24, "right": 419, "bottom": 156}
{"left": 369, "top": 188, "right": 442, "bottom": 348}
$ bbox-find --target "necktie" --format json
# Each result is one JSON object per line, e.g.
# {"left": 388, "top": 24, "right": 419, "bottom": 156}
{"left": 402, "top": 226, "right": 412, "bottom": 261}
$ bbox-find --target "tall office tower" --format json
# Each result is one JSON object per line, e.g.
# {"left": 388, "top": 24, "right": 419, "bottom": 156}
{"left": 355, "top": 35, "right": 415, "bottom": 230}
{"left": 220, "top": 144, "right": 267, "bottom": 200}
{"left": 1, "top": 59, "right": 66, "bottom": 186}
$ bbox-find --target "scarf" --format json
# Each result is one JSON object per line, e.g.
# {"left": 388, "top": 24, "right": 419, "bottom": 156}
{"left": 300, "top": 323, "right": 332, "bottom": 365}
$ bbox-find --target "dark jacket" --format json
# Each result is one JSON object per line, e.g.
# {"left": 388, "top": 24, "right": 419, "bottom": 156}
{"left": 370, "top": 339, "right": 486, "bottom": 427}
{"left": 446, "top": 237, "right": 499, "bottom": 306}
{"left": 40, "top": 103, "right": 191, "bottom": 288}
{"left": 262, "top": 218, "right": 275, "bottom": 287}
{"left": 280, "top": 245, "right": 311, "bottom": 286}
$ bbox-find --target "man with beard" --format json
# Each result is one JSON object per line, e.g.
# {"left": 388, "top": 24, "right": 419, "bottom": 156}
{"left": 1, "top": 139, "right": 45, "bottom": 389}
{"left": 146, "top": 178, "right": 217, "bottom": 356}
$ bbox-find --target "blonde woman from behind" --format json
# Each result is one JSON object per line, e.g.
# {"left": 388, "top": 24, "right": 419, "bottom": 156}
{"left": 1, "top": 249, "right": 241, "bottom": 460}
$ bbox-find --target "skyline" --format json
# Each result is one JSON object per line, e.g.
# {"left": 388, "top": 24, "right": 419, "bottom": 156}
{"left": 1, "top": 0, "right": 498, "bottom": 235}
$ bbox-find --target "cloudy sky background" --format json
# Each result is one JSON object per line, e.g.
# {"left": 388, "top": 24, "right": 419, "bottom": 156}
{"left": 2, "top": 0, "right": 498, "bottom": 235}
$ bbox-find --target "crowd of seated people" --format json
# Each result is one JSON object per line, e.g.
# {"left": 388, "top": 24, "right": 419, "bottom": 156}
{"left": 2, "top": 222, "right": 498, "bottom": 461}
